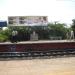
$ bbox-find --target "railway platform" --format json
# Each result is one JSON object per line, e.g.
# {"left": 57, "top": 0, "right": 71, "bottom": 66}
{"left": 0, "top": 40, "right": 75, "bottom": 58}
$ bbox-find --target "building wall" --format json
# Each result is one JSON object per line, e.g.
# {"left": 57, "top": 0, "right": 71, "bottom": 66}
{"left": 8, "top": 16, "right": 48, "bottom": 26}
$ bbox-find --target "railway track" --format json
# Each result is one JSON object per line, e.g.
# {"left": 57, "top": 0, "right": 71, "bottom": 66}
{"left": 0, "top": 49, "right": 75, "bottom": 58}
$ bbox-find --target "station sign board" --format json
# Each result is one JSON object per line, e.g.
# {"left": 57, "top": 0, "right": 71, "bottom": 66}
{"left": 0, "top": 21, "right": 7, "bottom": 27}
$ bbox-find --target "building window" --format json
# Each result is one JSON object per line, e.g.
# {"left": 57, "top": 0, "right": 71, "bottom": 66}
{"left": 43, "top": 17, "right": 47, "bottom": 21}
{"left": 9, "top": 21, "right": 13, "bottom": 24}
{"left": 9, "top": 17, "right": 16, "bottom": 20}
{"left": 19, "top": 21, "right": 25, "bottom": 24}
{"left": 19, "top": 17, "right": 25, "bottom": 20}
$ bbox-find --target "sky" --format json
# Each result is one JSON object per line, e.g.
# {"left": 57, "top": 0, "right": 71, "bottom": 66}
{"left": 0, "top": 0, "right": 75, "bottom": 26}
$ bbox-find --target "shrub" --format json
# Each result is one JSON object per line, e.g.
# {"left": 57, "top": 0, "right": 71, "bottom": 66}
{"left": 0, "top": 34, "right": 8, "bottom": 42}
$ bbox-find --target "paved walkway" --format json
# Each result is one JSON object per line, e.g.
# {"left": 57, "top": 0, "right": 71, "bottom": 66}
{"left": 0, "top": 40, "right": 75, "bottom": 44}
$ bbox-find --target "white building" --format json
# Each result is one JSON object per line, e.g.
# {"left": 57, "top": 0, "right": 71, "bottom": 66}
{"left": 8, "top": 16, "right": 48, "bottom": 26}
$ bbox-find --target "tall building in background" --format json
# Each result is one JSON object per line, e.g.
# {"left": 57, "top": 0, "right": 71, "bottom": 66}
{"left": 8, "top": 16, "right": 48, "bottom": 26}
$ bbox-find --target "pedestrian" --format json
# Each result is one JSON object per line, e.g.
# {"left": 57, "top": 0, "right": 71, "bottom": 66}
{"left": 12, "top": 30, "right": 18, "bottom": 42}
{"left": 66, "top": 32, "right": 69, "bottom": 40}
{"left": 70, "top": 30, "right": 74, "bottom": 40}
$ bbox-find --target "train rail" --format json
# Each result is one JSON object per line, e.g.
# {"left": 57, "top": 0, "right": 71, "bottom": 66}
{"left": 0, "top": 48, "right": 75, "bottom": 58}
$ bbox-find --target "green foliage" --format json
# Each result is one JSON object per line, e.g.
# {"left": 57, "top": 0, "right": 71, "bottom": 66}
{"left": 0, "top": 29, "right": 12, "bottom": 42}
{"left": 71, "top": 19, "right": 75, "bottom": 36}
{"left": 0, "top": 22, "right": 69, "bottom": 42}
{"left": 48, "top": 22, "right": 68, "bottom": 39}
{"left": 0, "top": 34, "right": 8, "bottom": 42}
{"left": 8, "top": 23, "right": 69, "bottom": 41}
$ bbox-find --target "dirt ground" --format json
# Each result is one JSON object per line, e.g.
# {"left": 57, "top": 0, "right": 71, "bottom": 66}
{"left": 0, "top": 57, "right": 75, "bottom": 75}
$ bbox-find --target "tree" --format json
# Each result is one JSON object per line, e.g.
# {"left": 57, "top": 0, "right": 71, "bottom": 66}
{"left": 0, "top": 28, "right": 12, "bottom": 42}
{"left": 71, "top": 19, "right": 75, "bottom": 36}
{"left": 48, "top": 22, "right": 68, "bottom": 39}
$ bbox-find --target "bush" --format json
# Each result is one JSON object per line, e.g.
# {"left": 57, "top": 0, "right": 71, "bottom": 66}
{"left": 0, "top": 34, "right": 8, "bottom": 42}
